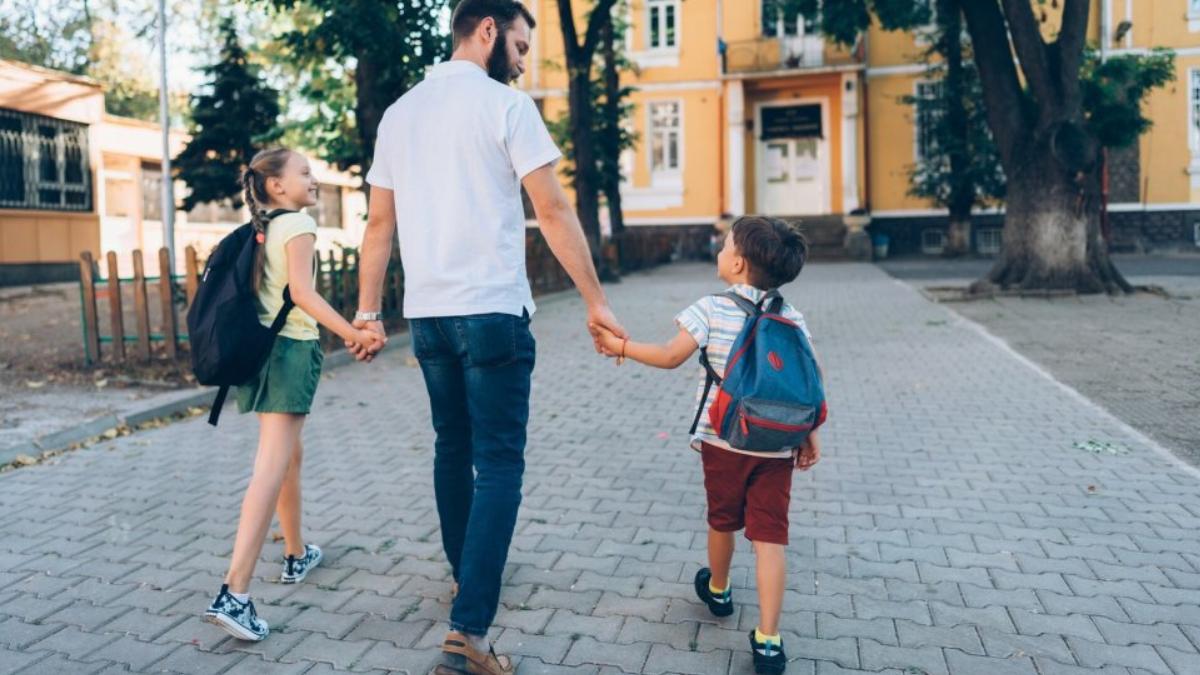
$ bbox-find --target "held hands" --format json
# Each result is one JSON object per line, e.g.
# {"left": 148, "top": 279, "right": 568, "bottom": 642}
{"left": 588, "top": 323, "right": 627, "bottom": 365}
{"left": 347, "top": 319, "right": 387, "bottom": 362}
{"left": 796, "top": 431, "right": 821, "bottom": 471}
{"left": 585, "top": 303, "right": 627, "bottom": 359}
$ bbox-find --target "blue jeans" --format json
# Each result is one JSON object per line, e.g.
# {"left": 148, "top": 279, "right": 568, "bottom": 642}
{"left": 410, "top": 312, "right": 535, "bottom": 636}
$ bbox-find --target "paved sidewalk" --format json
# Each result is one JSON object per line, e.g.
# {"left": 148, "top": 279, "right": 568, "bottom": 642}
{"left": 2, "top": 262, "right": 1200, "bottom": 675}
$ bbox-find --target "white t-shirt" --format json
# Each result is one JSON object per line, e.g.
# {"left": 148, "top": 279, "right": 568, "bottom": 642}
{"left": 366, "top": 60, "right": 562, "bottom": 319}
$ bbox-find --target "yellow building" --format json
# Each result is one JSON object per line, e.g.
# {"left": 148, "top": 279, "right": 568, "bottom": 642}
{"left": 0, "top": 59, "right": 366, "bottom": 285}
{"left": 520, "top": 0, "right": 1200, "bottom": 255}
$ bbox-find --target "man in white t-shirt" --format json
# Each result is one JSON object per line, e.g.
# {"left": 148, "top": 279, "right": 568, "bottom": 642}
{"left": 351, "top": 2, "right": 625, "bottom": 673}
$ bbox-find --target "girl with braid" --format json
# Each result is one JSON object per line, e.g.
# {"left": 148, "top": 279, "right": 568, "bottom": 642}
{"left": 204, "top": 148, "right": 385, "bottom": 641}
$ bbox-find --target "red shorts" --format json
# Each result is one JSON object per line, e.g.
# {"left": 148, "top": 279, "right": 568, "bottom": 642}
{"left": 700, "top": 442, "right": 793, "bottom": 545}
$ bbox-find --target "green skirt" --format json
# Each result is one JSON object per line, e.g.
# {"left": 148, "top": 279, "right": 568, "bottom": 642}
{"left": 236, "top": 336, "right": 324, "bottom": 415}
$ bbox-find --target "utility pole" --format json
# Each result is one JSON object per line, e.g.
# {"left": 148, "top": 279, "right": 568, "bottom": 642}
{"left": 157, "top": 0, "right": 176, "bottom": 274}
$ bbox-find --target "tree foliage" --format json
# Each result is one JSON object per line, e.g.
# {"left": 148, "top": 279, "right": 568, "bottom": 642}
{"left": 174, "top": 18, "right": 281, "bottom": 210}
{"left": 261, "top": 0, "right": 450, "bottom": 177}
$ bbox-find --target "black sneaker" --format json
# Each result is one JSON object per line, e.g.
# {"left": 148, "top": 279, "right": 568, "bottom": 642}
{"left": 748, "top": 630, "right": 787, "bottom": 675}
{"left": 693, "top": 567, "right": 734, "bottom": 617}
{"left": 204, "top": 584, "right": 268, "bottom": 641}
{"left": 280, "top": 543, "right": 323, "bottom": 584}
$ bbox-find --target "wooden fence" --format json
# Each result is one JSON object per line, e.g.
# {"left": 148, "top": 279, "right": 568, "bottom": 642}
{"left": 78, "top": 228, "right": 697, "bottom": 364}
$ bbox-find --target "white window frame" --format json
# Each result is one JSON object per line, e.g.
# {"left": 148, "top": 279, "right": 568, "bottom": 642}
{"left": 913, "top": 79, "right": 943, "bottom": 163}
{"left": 976, "top": 228, "right": 1003, "bottom": 256}
{"left": 760, "top": 0, "right": 817, "bottom": 38}
{"left": 647, "top": 99, "right": 684, "bottom": 187}
{"left": 646, "top": 0, "right": 679, "bottom": 51}
{"left": 921, "top": 228, "right": 946, "bottom": 255}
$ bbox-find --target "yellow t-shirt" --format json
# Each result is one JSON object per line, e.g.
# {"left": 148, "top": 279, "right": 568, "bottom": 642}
{"left": 256, "top": 212, "right": 320, "bottom": 341}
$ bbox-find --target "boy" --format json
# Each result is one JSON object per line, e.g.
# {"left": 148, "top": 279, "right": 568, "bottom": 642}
{"left": 592, "top": 216, "right": 821, "bottom": 674}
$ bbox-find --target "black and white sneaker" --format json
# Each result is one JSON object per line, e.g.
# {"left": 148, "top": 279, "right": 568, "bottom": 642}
{"left": 204, "top": 584, "right": 269, "bottom": 641}
{"left": 749, "top": 630, "right": 787, "bottom": 675}
{"left": 280, "top": 543, "right": 322, "bottom": 584}
{"left": 693, "top": 567, "right": 734, "bottom": 617}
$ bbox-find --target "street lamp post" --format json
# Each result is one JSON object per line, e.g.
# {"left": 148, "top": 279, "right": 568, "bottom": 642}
{"left": 157, "top": 0, "right": 176, "bottom": 275}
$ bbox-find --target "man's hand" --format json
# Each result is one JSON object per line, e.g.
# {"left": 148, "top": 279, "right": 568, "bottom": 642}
{"left": 346, "top": 319, "right": 387, "bottom": 362}
{"left": 796, "top": 431, "right": 821, "bottom": 471}
{"left": 586, "top": 303, "right": 626, "bottom": 356}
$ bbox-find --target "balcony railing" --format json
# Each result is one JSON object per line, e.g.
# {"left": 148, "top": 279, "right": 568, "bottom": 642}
{"left": 722, "top": 36, "right": 862, "bottom": 75}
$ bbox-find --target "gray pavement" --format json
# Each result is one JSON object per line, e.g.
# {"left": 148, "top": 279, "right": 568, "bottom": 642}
{"left": 2, "top": 262, "right": 1200, "bottom": 674}
{"left": 878, "top": 255, "right": 1200, "bottom": 466}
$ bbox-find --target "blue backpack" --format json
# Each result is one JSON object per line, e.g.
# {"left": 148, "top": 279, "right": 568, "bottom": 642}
{"left": 689, "top": 290, "right": 827, "bottom": 452}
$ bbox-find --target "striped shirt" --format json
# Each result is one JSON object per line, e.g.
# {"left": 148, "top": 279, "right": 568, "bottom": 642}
{"left": 675, "top": 284, "right": 812, "bottom": 459}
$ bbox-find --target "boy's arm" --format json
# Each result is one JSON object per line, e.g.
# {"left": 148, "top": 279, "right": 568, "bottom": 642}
{"left": 594, "top": 326, "right": 699, "bottom": 370}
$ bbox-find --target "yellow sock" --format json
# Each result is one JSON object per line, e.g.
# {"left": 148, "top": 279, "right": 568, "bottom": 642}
{"left": 755, "top": 628, "right": 781, "bottom": 646}
{"left": 708, "top": 579, "right": 729, "bottom": 595}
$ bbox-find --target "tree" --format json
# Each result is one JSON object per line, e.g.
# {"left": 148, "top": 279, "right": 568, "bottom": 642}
{"left": 549, "top": 2, "right": 638, "bottom": 240}
{"left": 87, "top": 18, "right": 160, "bottom": 120}
{"left": 555, "top": 0, "right": 620, "bottom": 276}
{"left": 174, "top": 18, "right": 281, "bottom": 210}
{"left": 903, "top": 0, "right": 1005, "bottom": 256}
{"left": 796, "top": 0, "right": 1174, "bottom": 293}
{"left": 263, "top": 0, "right": 449, "bottom": 178}
{"left": 0, "top": 2, "right": 91, "bottom": 73}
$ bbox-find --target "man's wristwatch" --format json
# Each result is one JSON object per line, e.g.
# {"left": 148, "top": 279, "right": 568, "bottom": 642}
{"left": 354, "top": 311, "right": 384, "bottom": 322}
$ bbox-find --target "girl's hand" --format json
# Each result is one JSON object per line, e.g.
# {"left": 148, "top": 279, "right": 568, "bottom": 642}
{"left": 796, "top": 432, "right": 821, "bottom": 471}
{"left": 352, "top": 329, "right": 387, "bottom": 355}
{"left": 588, "top": 323, "right": 626, "bottom": 362}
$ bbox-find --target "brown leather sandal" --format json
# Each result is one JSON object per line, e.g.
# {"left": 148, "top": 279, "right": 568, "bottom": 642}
{"left": 433, "top": 631, "right": 513, "bottom": 675}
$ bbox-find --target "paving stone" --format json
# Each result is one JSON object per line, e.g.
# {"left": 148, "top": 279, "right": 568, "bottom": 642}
{"left": 642, "top": 643, "right": 730, "bottom": 675}
{"left": 541, "top": 610, "right": 624, "bottom": 643}
{"left": 25, "top": 625, "right": 113, "bottom": 660}
{"left": 944, "top": 649, "right": 1038, "bottom": 675}
{"left": 0, "top": 617, "right": 65, "bottom": 650}
{"left": 815, "top": 613, "right": 896, "bottom": 644}
{"left": 1009, "top": 607, "right": 1104, "bottom": 641}
{"left": 896, "top": 619, "right": 984, "bottom": 654}
{"left": 1066, "top": 636, "right": 1173, "bottom": 672}
{"left": 87, "top": 634, "right": 174, "bottom": 671}
{"left": 859, "top": 638, "right": 948, "bottom": 675}
{"left": 1091, "top": 617, "right": 1195, "bottom": 651}
{"left": 152, "top": 643, "right": 245, "bottom": 674}
{"left": 278, "top": 633, "right": 372, "bottom": 669}
{"left": 562, "top": 637, "right": 649, "bottom": 673}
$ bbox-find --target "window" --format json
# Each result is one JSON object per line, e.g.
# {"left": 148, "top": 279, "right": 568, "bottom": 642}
{"left": 141, "top": 163, "right": 163, "bottom": 222}
{"left": 921, "top": 228, "right": 945, "bottom": 255}
{"left": 187, "top": 199, "right": 242, "bottom": 224}
{"left": 762, "top": 0, "right": 817, "bottom": 37}
{"left": 977, "top": 229, "right": 1003, "bottom": 255}
{"left": 308, "top": 184, "right": 344, "bottom": 229}
{"left": 647, "top": 0, "right": 678, "bottom": 50}
{"left": 1190, "top": 70, "right": 1200, "bottom": 155}
{"left": 0, "top": 108, "right": 91, "bottom": 211}
{"left": 914, "top": 80, "right": 944, "bottom": 162}
{"left": 1192, "top": 0, "right": 1200, "bottom": 13}
{"left": 648, "top": 101, "right": 682, "bottom": 180}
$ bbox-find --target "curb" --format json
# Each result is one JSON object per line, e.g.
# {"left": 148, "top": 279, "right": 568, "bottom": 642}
{"left": 0, "top": 283, "right": 589, "bottom": 469}
{"left": 0, "top": 333, "right": 415, "bottom": 468}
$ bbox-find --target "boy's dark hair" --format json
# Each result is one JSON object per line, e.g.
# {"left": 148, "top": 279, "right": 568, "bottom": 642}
{"left": 730, "top": 216, "right": 809, "bottom": 290}
{"left": 451, "top": 0, "right": 536, "bottom": 49}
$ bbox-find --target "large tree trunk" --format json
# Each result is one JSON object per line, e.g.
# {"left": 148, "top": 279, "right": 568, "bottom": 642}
{"left": 941, "top": 0, "right": 972, "bottom": 258}
{"left": 975, "top": 139, "right": 1132, "bottom": 294}
{"left": 959, "top": 0, "right": 1130, "bottom": 294}
{"left": 567, "top": 68, "right": 608, "bottom": 278}
{"left": 600, "top": 18, "right": 625, "bottom": 238}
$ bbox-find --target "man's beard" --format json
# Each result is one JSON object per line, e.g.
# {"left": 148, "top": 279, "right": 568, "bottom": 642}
{"left": 487, "top": 31, "right": 517, "bottom": 83}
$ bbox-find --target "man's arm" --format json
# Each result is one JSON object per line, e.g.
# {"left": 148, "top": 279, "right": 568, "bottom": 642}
{"left": 349, "top": 185, "right": 398, "bottom": 360}
{"left": 522, "top": 164, "right": 626, "bottom": 346}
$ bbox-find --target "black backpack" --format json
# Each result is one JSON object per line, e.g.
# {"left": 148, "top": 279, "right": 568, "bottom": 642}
{"left": 187, "top": 209, "right": 296, "bottom": 426}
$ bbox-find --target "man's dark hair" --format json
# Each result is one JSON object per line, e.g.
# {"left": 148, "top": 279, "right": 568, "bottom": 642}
{"left": 451, "top": 0, "right": 536, "bottom": 49}
{"left": 730, "top": 216, "right": 809, "bottom": 290}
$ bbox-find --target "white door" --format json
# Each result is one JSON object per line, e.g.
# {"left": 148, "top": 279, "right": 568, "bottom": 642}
{"left": 758, "top": 135, "right": 827, "bottom": 215}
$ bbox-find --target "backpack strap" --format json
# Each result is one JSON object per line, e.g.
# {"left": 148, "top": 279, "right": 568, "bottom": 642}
{"left": 719, "top": 291, "right": 762, "bottom": 317}
{"left": 689, "top": 348, "right": 723, "bottom": 435}
{"left": 760, "top": 290, "right": 784, "bottom": 314}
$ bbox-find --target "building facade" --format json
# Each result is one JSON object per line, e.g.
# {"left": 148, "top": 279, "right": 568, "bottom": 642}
{"left": 520, "top": 0, "right": 1200, "bottom": 255}
{"left": 0, "top": 59, "right": 367, "bottom": 286}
